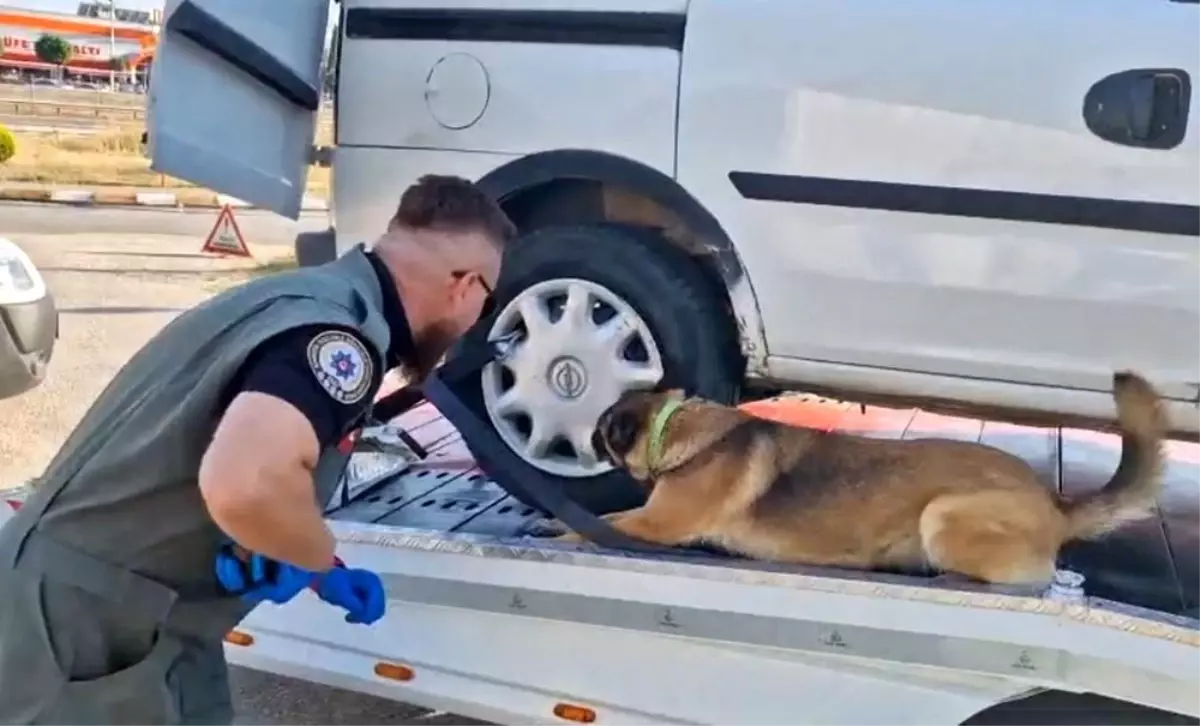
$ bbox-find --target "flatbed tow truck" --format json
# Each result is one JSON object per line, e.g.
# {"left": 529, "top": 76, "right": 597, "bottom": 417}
{"left": 8, "top": 0, "right": 1195, "bottom": 721}
{"left": 13, "top": 379, "right": 1194, "bottom": 725}
{"left": 236, "top": 384, "right": 1200, "bottom": 726}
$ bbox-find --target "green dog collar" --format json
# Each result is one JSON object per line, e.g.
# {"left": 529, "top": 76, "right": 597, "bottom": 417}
{"left": 646, "top": 396, "right": 687, "bottom": 473}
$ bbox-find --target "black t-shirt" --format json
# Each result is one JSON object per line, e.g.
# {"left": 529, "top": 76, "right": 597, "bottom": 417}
{"left": 222, "top": 251, "right": 415, "bottom": 450}
{"left": 226, "top": 324, "right": 381, "bottom": 448}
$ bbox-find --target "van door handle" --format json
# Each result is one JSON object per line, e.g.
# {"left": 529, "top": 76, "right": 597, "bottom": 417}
{"left": 1083, "top": 68, "right": 1191, "bottom": 150}
{"left": 1125, "top": 75, "right": 1156, "bottom": 140}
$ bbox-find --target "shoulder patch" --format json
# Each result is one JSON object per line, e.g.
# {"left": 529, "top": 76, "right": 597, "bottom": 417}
{"left": 306, "top": 330, "right": 375, "bottom": 405}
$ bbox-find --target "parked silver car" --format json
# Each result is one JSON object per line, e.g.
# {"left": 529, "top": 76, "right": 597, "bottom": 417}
{"left": 0, "top": 237, "right": 56, "bottom": 399}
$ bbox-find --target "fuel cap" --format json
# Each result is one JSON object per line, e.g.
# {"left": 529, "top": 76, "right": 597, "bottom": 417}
{"left": 424, "top": 52, "right": 491, "bottom": 130}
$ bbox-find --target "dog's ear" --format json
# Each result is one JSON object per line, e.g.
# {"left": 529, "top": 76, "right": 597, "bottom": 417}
{"left": 603, "top": 408, "right": 643, "bottom": 460}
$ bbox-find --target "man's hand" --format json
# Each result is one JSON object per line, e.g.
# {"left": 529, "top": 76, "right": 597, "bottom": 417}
{"left": 312, "top": 564, "right": 387, "bottom": 624}
{"left": 214, "top": 542, "right": 387, "bottom": 624}
{"left": 199, "top": 392, "right": 337, "bottom": 571}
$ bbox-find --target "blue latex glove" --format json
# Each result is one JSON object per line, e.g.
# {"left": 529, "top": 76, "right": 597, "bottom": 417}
{"left": 214, "top": 546, "right": 314, "bottom": 605}
{"left": 312, "top": 564, "right": 386, "bottom": 625}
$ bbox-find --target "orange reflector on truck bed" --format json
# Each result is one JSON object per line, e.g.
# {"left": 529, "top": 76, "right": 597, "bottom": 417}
{"left": 374, "top": 662, "right": 415, "bottom": 681}
{"left": 553, "top": 703, "right": 597, "bottom": 723}
{"left": 224, "top": 630, "right": 254, "bottom": 647}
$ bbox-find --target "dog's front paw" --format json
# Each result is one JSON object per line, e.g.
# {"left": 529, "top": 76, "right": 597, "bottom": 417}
{"left": 524, "top": 518, "right": 569, "bottom": 538}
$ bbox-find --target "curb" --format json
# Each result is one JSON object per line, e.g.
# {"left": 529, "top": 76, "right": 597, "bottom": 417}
{"left": 0, "top": 187, "right": 329, "bottom": 212}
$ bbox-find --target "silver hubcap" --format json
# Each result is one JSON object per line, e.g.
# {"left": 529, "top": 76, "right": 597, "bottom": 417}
{"left": 482, "top": 278, "right": 665, "bottom": 478}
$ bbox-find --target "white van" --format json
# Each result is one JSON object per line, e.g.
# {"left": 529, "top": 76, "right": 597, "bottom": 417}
{"left": 140, "top": 1, "right": 1199, "bottom": 723}
{"left": 148, "top": 0, "right": 1198, "bottom": 505}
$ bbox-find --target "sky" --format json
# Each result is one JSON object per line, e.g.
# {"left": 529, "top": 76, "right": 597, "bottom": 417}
{"left": 6, "top": 0, "right": 163, "bottom": 12}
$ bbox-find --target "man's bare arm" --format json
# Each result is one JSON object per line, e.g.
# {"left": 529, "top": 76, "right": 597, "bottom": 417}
{"left": 199, "top": 391, "right": 336, "bottom": 571}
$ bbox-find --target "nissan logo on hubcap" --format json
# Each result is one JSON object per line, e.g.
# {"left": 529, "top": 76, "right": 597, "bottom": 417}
{"left": 548, "top": 356, "right": 588, "bottom": 399}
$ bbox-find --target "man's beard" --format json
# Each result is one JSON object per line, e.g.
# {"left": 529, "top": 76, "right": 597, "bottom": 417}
{"left": 400, "top": 318, "right": 460, "bottom": 384}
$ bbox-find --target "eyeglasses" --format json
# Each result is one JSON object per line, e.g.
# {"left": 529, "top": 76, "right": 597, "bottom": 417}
{"left": 451, "top": 269, "right": 493, "bottom": 295}
{"left": 452, "top": 270, "right": 496, "bottom": 319}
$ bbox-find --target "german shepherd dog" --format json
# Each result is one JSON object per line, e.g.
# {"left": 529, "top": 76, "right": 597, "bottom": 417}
{"left": 540, "top": 372, "right": 1165, "bottom": 586}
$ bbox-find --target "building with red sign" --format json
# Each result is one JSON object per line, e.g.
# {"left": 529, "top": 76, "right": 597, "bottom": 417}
{"left": 0, "top": 3, "right": 157, "bottom": 80}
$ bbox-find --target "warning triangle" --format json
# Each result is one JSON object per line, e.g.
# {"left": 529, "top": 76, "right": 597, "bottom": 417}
{"left": 201, "top": 205, "right": 252, "bottom": 258}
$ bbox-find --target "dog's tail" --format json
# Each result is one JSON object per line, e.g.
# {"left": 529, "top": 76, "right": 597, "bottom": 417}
{"left": 1061, "top": 371, "right": 1167, "bottom": 541}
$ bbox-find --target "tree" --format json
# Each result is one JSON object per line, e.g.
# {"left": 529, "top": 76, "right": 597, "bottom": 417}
{"left": 0, "top": 124, "right": 16, "bottom": 165}
{"left": 34, "top": 35, "right": 72, "bottom": 80}
{"left": 108, "top": 54, "right": 133, "bottom": 87}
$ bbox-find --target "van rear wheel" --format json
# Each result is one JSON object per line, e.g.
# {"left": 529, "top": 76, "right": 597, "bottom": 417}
{"left": 447, "top": 223, "right": 743, "bottom": 514}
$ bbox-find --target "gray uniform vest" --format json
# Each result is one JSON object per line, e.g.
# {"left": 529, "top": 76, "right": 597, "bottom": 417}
{"left": 0, "top": 248, "right": 391, "bottom": 677}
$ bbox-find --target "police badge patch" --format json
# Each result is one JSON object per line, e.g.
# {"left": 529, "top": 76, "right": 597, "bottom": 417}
{"left": 306, "top": 330, "right": 374, "bottom": 404}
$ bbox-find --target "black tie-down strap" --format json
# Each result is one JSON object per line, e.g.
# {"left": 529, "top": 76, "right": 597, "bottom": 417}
{"left": 422, "top": 335, "right": 683, "bottom": 557}
{"left": 371, "top": 382, "right": 429, "bottom": 430}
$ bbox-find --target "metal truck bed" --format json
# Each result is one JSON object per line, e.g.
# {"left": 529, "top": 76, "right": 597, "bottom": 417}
{"left": 330, "top": 396, "right": 1199, "bottom": 622}
{"left": 214, "top": 396, "right": 1198, "bottom": 725}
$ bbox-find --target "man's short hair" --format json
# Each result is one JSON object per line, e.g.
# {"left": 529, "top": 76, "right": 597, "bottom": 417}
{"left": 391, "top": 174, "right": 516, "bottom": 246}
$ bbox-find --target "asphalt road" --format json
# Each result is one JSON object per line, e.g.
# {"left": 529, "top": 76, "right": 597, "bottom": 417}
{"left": 0, "top": 203, "right": 314, "bottom": 486}
{"left": 1, "top": 200, "right": 326, "bottom": 241}
{"left": 0, "top": 203, "right": 483, "bottom": 725}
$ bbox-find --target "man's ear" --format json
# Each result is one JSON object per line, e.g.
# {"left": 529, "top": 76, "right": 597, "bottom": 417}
{"left": 448, "top": 273, "right": 469, "bottom": 303}
{"left": 605, "top": 409, "right": 643, "bottom": 458}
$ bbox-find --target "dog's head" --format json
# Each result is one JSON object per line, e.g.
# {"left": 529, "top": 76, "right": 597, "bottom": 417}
{"left": 592, "top": 388, "right": 688, "bottom": 481}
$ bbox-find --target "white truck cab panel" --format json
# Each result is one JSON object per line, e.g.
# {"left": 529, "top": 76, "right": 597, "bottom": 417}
{"left": 678, "top": 0, "right": 1200, "bottom": 405}
{"left": 332, "top": 0, "right": 682, "bottom": 244}
{"left": 145, "top": 0, "right": 1199, "bottom": 442}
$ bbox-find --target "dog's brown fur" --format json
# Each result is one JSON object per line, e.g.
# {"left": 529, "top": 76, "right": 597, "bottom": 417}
{"left": 550, "top": 372, "right": 1166, "bottom": 585}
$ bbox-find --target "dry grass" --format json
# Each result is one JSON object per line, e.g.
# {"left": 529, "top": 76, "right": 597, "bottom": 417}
{"left": 0, "top": 127, "right": 330, "bottom": 196}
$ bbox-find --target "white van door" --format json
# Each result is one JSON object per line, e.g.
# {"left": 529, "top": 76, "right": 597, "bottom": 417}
{"left": 680, "top": 0, "right": 1199, "bottom": 401}
{"left": 146, "top": 0, "right": 331, "bottom": 219}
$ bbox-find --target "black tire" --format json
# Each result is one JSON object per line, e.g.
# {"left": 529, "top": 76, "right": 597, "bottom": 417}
{"left": 448, "top": 223, "right": 744, "bottom": 514}
{"left": 294, "top": 229, "right": 337, "bottom": 268}
{"left": 962, "top": 691, "right": 1197, "bottom": 725}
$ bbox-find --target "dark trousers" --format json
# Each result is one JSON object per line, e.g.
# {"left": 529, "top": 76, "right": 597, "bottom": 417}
{"left": 0, "top": 564, "right": 234, "bottom": 725}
